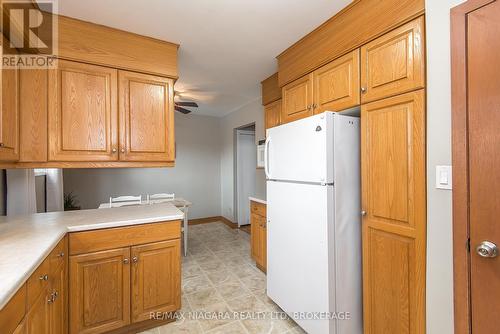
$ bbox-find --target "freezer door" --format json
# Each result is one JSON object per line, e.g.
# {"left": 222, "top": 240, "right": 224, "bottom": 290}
{"left": 266, "top": 113, "right": 333, "bottom": 183}
{"left": 267, "top": 180, "right": 334, "bottom": 334}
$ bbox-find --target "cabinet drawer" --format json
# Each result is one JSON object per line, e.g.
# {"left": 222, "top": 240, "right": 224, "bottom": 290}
{"left": 69, "top": 221, "right": 181, "bottom": 255}
{"left": 251, "top": 201, "right": 267, "bottom": 217}
{"left": 48, "top": 236, "right": 67, "bottom": 275}
{"left": 27, "top": 257, "right": 50, "bottom": 307}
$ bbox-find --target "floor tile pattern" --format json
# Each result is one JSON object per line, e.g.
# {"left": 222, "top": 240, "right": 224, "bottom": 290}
{"left": 140, "top": 222, "right": 306, "bottom": 334}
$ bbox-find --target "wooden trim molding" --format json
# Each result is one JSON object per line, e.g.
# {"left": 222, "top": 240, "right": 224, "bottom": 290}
{"left": 277, "top": 0, "right": 425, "bottom": 86}
{"left": 451, "top": 1, "right": 496, "bottom": 334}
{"left": 188, "top": 216, "right": 238, "bottom": 229}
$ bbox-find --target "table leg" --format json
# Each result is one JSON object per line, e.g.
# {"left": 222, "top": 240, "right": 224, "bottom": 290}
{"left": 183, "top": 206, "right": 188, "bottom": 256}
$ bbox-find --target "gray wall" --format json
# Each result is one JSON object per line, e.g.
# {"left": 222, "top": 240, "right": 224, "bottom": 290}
{"left": 426, "top": 0, "right": 465, "bottom": 333}
{"left": 220, "top": 99, "right": 266, "bottom": 222}
{"left": 63, "top": 113, "right": 222, "bottom": 219}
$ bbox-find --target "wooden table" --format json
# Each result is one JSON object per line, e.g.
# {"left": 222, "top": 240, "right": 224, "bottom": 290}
{"left": 98, "top": 198, "right": 192, "bottom": 256}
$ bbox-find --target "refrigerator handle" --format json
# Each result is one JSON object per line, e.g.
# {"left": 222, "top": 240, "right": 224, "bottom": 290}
{"left": 264, "top": 136, "right": 271, "bottom": 179}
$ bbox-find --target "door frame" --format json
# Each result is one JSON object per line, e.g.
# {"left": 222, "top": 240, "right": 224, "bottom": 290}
{"left": 451, "top": 1, "right": 497, "bottom": 333}
{"left": 234, "top": 126, "right": 256, "bottom": 227}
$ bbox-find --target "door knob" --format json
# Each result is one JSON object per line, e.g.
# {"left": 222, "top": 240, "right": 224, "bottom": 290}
{"left": 476, "top": 241, "right": 498, "bottom": 258}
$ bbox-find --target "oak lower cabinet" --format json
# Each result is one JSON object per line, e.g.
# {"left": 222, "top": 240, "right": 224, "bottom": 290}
{"left": 360, "top": 17, "right": 425, "bottom": 103}
{"left": 131, "top": 240, "right": 181, "bottom": 322}
{"left": 119, "top": 71, "right": 175, "bottom": 162}
{"left": 250, "top": 201, "right": 267, "bottom": 272}
{"left": 69, "top": 221, "right": 182, "bottom": 334}
{"left": 361, "top": 90, "right": 426, "bottom": 334}
{"left": 264, "top": 99, "right": 281, "bottom": 131}
{"left": 26, "top": 286, "right": 51, "bottom": 334}
{"left": 69, "top": 248, "right": 131, "bottom": 334}
{"left": 48, "top": 60, "right": 119, "bottom": 162}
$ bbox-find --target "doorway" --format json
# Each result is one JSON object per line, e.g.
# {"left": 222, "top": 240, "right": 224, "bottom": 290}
{"left": 234, "top": 124, "right": 256, "bottom": 227}
{"left": 452, "top": 1, "right": 500, "bottom": 333}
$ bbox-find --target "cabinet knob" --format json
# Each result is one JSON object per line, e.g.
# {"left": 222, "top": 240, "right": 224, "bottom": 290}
{"left": 58, "top": 252, "right": 65, "bottom": 258}
{"left": 39, "top": 274, "right": 49, "bottom": 281}
{"left": 112, "top": 148, "right": 117, "bottom": 153}
{"left": 312, "top": 103, "right": 317, "bottom": 110}
{"left": 361, "top": 210, "right": 367, "bottom": 216}
{"left": 132, "top": 256, "right": 138, "bottom": 263}
{"left": 123, "top": 258, "right": 129, "bottom": 264}
{"left": 361, "top": 87, "right": 367, "bottom": 94}
{"left": 121, "top": 148, "right": 125, "bottom": 153}
{"left": 0, "top": 143, "right": 4, "bottom": 147}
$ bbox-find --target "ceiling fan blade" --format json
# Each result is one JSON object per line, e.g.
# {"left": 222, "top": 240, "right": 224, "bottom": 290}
{"left": 175, "top": 106, "right": 192, "bottom": 114}
{"left": 175, "top": 102, "right": 198, "bottom": 108}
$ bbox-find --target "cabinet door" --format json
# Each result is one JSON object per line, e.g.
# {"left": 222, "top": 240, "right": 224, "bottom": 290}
{"left": 50, "top": 260, "right": 66, "bottom": 334}
{"left": 250, "top": 213, "right": 260, "bottom": 261}
{"left": 26, "top": 288, "right": 50, "bottom": 334}
{"left": 360, "top": 17, "right": 424, "bottom": 103}
{"left": 313, "top": 49, "right": 360, "bottom": 113}
{"left": 259, "top": 219, "right": 267, "bottom": 272}
{"left": 119, "top": 71, "right": 175, "bottom": 162}
{"left": 69, "top": 248, "right": 130, "bottom": 334}
{"left": 13, "top": 320, "right": 26, "bottom": 334}
{"left": 48, "top": 60, "right": 118, "bottom": 161}
{"left": 264, "top": 100, "right": 281, "bottom": 131}
{"left": 361, "top": 90, "right": 426, "bottom": 334}
{"left": 281, "top": 74, "right": 313, "bottom": 124}
{"left": 131, "top": 240, "right": 181, "bottom": 323}
{"left": 0, "top": 35, "right": 20, "bottom": 161}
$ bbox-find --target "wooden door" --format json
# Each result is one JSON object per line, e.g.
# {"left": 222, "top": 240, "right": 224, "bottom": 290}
{"left": 26, "top": 288, "right": 50, "bottom": 334}
{"left": 361, "top": 90, "right": 426, "bottom": 334}
{"left": 360, "top": 16, "right": 425, "bottom": 103}
{"left": 250, "top": 213, "right": 260, "bottom": 261}
{"left": 131, "top": 240, "right": 181, "bottom": 323}
{"left": 119, "top": 71, "right": 175, "bottom": 162}
{"left": 281, "top": 74, "right": 313, "bottom": 124}
{"left": 264, "top": 100, "right": 281, "bottom": 131}
{"left": 48, "top": 60, "right": 118, "bottom": 161}
{"left": 0, "top": 35, "right": 20, "bottom": 162}
{"left": 313, "top": 49, "right": 360, "bottom": 113}
{"left": 49, "top": 262, "right": 66, "bottom": 334}
{"left": 69, "top": 248, "right": 130, "bottom": 334}
{"left": 466, "top": 2, "right": 500, "bottom": 332}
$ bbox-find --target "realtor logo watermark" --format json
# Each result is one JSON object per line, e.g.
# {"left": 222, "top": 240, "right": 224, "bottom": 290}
{"left": 2, "top": 0, "right": 58, "bottom": 69}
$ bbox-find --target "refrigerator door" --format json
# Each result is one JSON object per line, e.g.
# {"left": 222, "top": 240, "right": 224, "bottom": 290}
{"left": 266, "top": 113, "right": 333, "bottom": 183}
{"left": 267, "top": 180, "right": 334, "bottom": 334}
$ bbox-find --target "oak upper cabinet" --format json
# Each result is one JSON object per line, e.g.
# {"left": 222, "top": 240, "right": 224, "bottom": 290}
{"left": 281, "top": 73, "right": 313, "bottom": 124}
{"left": 48, "top": 60, "right": 118, "bottom": 161}
{"left": 313, "top": 49, "right": 360, "bottom": 113}
{"left": 69, "top": 248, "right": 131, "bottom": 334}
{"left": 361, "top": 90, "right": 426, "bottom": 334}
{"left": 360, "top": 17, "right": 425, "bottom": 103}
{"left": 131, "top": 240, "right": 181, "bottom": 323}
{"left": 0, "top": 36, "right": 20, "bottom": 162}
{"left": 119, "top": 71, "right": 175, "bottom": 162}
{"left": 264, "top": 99, "right": 282, "bottom": 131}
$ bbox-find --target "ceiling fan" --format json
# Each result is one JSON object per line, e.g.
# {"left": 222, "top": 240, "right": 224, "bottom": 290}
{"left": 174, "top": 92, "right": 199, "bottom": 114}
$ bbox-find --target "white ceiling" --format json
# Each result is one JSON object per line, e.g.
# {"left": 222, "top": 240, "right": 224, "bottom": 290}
{"left": 53, "top": 0, "right": 352, "bottom": 117}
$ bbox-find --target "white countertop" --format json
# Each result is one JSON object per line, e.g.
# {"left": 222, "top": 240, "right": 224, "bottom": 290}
{"left": 249, "top": 196, "right": 267, "bottom": 205}
{"left": 0, "top": 202, "right": 184, "bottom": 310}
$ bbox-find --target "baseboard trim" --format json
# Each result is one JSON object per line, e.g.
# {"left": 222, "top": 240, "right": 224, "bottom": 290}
{"left": 188, "top": 216, "right": 238, "bottom": 229}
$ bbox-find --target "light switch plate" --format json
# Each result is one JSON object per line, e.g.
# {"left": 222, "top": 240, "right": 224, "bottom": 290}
{"left": 436, "top": 165, "right": 452, "bottom": 190}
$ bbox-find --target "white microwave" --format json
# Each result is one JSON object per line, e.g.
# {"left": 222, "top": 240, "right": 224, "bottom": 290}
{"left": 257, "top": 143, "right": 265, "bottom": 168}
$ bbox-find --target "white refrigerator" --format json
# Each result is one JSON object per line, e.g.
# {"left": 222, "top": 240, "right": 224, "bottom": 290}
{"left": 265, "top": 112, "right": 362, "bottom": 334}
